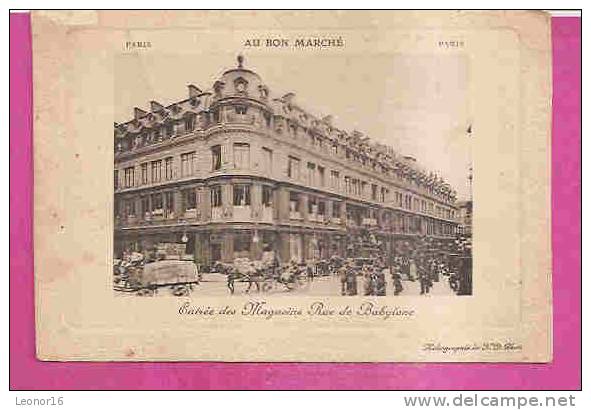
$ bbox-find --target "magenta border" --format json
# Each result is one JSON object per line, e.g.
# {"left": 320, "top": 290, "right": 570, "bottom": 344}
{"left": 9, "top": 13, "right": 581, "bottom": 390}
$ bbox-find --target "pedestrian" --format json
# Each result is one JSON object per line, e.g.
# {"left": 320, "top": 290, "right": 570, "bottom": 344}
{"left": 391, "top": 266, "right": 404, "bottom": 295}
{"left": 409, "top": 258, "right": 417, "bottom": 281}
{"left": 430, "top": 258, "right": 440, "bottom": 282}
{"left": 346, "top": 264, "right": 358, "bottom": 296}
{"left": 375, "top": 269, "right": 386, "bottom": 296}
{"left": 339, "top": 263, "right": 348, "bottom": 296}
{"left": 418, "top": 259, "right": 432, "bottom": 295}
{"left": 362, "top": 266, "right": 373, "bottom": 296}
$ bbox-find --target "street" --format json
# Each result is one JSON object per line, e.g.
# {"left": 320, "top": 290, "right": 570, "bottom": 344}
{"left": 190, "top": 273, "right": 457, "bottom": 297}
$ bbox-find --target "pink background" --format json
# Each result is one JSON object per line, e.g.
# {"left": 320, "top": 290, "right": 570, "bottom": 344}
{"left": 9, "top": 13, "right": 581, "bottom": 390}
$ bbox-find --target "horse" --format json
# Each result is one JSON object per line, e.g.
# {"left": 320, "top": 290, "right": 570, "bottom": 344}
{"left": 213, "top": 261, "right": 265, "bottom": 295}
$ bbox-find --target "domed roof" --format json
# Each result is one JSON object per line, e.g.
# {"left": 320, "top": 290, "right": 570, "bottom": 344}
{"left": 213, "top": 55, "right": 268, "bottom": 101}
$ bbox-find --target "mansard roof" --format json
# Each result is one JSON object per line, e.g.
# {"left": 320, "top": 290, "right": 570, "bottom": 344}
{"left": 114, "top": 55, "right": 457, "bottom": 199}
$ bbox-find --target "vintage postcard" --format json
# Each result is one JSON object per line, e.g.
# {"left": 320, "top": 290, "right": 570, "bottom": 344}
{"left": 32, "top": 10, "right": 552, "bottom": 362}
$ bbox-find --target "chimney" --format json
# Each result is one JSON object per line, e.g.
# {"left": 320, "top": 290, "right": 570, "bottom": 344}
{"left": 188, "top": 84, "right": 202, "bottom": 98}
{"left": 150, "top": 100, "right": 164, "bottom": 112}
{"left": 134, "top": 107, "right": 147, "bottom": 119}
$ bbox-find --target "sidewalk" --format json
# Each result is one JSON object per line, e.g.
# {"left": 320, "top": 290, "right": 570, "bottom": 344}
{"left": 399, "top": 277, "right": 456, "bottom": 296}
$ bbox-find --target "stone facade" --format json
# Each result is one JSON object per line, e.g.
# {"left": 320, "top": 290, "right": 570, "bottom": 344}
{"left": 114, "top": 56, "right": 460, "bottom": 265}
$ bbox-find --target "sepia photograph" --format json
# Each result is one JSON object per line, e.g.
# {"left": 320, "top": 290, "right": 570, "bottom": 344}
{"left": 7, "top": 3, "right": 582, "bottom": 395}
{"left": 113, "top": 53, "right": 473, "bottom": 298}
{"left": 30, "top": 10, "right": 554, "bottom": 364}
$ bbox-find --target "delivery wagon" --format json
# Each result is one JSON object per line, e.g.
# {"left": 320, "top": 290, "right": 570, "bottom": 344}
{"left": 127, "top": 259, "right": 201, "bottom": 296}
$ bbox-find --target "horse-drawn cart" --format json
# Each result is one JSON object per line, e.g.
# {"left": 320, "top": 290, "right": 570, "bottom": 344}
{"left": 220, "top": 259, "right": 310, "bottom": 294}
{"left": 115, "top": 259, "right": 201, "bottom": 296}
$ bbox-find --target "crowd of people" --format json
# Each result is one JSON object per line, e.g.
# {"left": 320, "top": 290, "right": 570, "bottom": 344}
{"left": 331, "top": 253, "right": 465, "bottom": 296}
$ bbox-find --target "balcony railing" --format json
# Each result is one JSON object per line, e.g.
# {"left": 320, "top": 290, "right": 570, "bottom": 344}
{"left": 290, "top": 211, "right": 302, "bottom": 220}
{"left": 233, "top": 206, "right": 252, "bottom": 221}
{"left": 183, "top": 209, "right": 197, "bottom": 219}
{"left": 261, "top": 206, "right": 273, "bottom": 223}
{"left": 346, "top": 219, "right": 358, "bottom": 228}
{"left": 211, "top": 207, "right": 223, "bottom": 221}
{"left": 308, "top": 214, "right": 325, "bottom": 223}
{"left": 226, "top": 113, "right": 256, "bottom": 125}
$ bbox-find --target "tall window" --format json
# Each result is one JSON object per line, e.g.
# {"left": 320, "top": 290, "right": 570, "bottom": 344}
{"left": 330, "top": 170, "right": 340, "bottom": 190}
{"left": 165, "top": 123, "right": 174, "bottom": 137}
{"left": 164, "top": 192, "right": 174, "bottom": 216}
{"left": 318, "top": 166, "right": 325, "bottom": 187}
{"left": 380, "top": 187, "right": 388, "bottom": 203}
{"left": 151, "top": 160, "right": 162, "bottom": 183}
{"left": 151, "top": 193, "right": 163, "bottom": 213}
{"left": 233, "top": 143, "right": 250, "bottom": 169}
{"left": 141, "top": 197, "right": 149, "bottom": 217}
{"left": 371, "top": 184, "right": 378, "bottom": 201}
{"left": 124, "top": 166, "right": 134, "bottom": 188}
{"left": 307, "top": 162, "right": 316, "bottom": 185}
{"left": 125, "top": 198, "right": 135, "bottom": 217}
{"left": 332, "top": 201, "right": 341, "bottom": 218}
{"left": 183, "top": 189, "right": 197, "bottom": 211}
{"left": 308, "top": 196, "right": 317, "bottom": 214}
{"left": 318, "top": 201, "right": 326, "bottom": 216}
{"left": 352, "top": 179, "right": 360, "bottom": 196}
{"left": 114, "top": 170, "right": 119, "bottom": 190}
{"left": 211, "top": 145, "right": 222, "bottom": 171}
{"left": 185, "top": 115, "right": 195, "bottom": 132}
{"left": 344, "top": 176, "right": 351, "bottom": 194}
{"left": 289, "top": 191, "right": 300, "bottom": 213}
{"left": 165, "top": 157, "right": 173, "bottom": 180}
{"left": 140, "top": 163, "right": 148, "bottom": 184}
{"left": 210, "top": 185, "right": 222, "bottom": 207}
{"left": 181, "top": 151, "right": 196, "bottom": 177}
{"left": 262, "top": 186, "right": 273, "bottom": 207}
{"left": 261, "top": 147, "right": 273, "bottom": 173}
{"left": 287, "top": 156, "right": 300, "bottom": 180}
{"left": 233, "top": 184, "right": 251, "bottom": 206}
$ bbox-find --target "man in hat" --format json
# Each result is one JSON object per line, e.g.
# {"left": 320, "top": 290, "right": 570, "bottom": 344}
{"left": 418, "top": 258, "right": 432, "bottom": 295}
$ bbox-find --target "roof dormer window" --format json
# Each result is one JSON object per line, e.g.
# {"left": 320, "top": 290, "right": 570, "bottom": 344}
{"left": 234, "top": 105, "right": 248, "bottom": 115}
{"left": 234, "top": 77, "right": 248, "bottom": 94}
{"left": 213, "top": 80, "right": 225, "bottom": 97}
{"left": 258, "top": 85, "right": 269, "bottom": 99}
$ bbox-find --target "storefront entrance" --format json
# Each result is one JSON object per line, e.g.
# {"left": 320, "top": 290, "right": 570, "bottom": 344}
{"left": 210, "top": 243, "right": 222, "bottom": 262}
